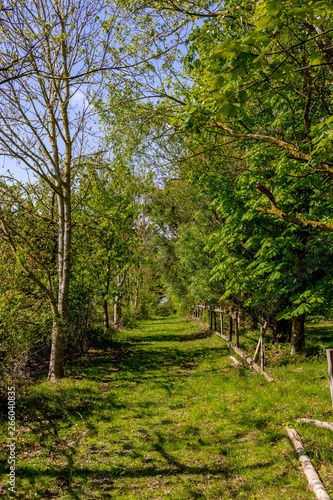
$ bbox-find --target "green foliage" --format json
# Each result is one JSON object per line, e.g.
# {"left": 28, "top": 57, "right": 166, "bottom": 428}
{"left": 0, "top": 251, "right": 51, "bottom": 386}
{"left": 150, "top": 179, "right": 223, "bottom": 309}
{"left": 205, "top": 161, "right": 333, "bottom": 322}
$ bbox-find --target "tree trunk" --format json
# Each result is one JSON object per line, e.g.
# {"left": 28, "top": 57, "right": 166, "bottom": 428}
{"left": 273, "top": 318, "right": 292, "bottom": 343}
{"left": 291, "top": 314, "right": 305, "bottom": 354}
{"left": 48, "top": 318, "right": 65, "bottom": 381}
{"left": 47, "top": 185, "right": 71, "bottom": 381}
{"left": 114, "top": 299, "right": 121, "bottom": 329}
{"left": 103, "top": 299, "right": 109, "bottom": 332}
{"left": 134, "top": 284, "right": 139, "bottom": 311}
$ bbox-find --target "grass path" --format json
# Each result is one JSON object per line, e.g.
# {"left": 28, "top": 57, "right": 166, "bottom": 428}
{"left": 1, "top": 315, "right": 333, "bottom": 499}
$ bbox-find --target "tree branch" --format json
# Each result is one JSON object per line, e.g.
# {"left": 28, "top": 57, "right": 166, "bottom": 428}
{"left": 255, "top": 181, "right": 333, "bottom": 233}
{"left": 214, "top": 121, "right": 333, "bottom": 177}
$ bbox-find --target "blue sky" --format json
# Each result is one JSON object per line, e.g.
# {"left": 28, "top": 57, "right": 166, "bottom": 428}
{"left": 0, "top": 87, "right": 101, "bottom": 183}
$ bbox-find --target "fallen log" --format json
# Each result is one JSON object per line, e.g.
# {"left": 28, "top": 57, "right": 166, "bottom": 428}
{"left": 287, "top": 427, "right": 331, "bottom": 500}
{"left": 296, "top": 419, "right": 333, "bottom": 431}
{"left": 215, "top": 330, "right": 273, "bottom": 382}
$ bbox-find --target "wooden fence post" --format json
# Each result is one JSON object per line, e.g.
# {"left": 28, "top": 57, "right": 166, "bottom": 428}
{"left": 220, "top": 312, "right": 223, "bottom": 336}
{"left": 327, "top": 349, "right": 333, "bottom": 409}
{"left": 214, "top": 311, "right": 217, "bottom": 331}
{"left": 253, "top": 337, "right": 261, "bottom": 363}
{"left": 238, "top": 310, "right": 243, "bottom": 334}
{"left": 229, "top": 315, "right": 233, "bottom": 342}
{"left": 210, "top": 308, "right": 213, "bottom": 330}
{"left": 260, "top": 324, "right": 265, "bottom": 371}
{"left": 235, "top": 312, "right": 239, "bottom": 348}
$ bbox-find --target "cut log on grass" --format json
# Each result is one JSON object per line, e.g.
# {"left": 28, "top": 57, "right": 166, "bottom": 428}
{"left": 215, "top": 331, "right": 273, "bottom": 382}
{"left": 229, "top": 355, "right": 243, "bottom": 367}
{"left": 296, "top": 419, "right": 333, "bottom": 431}
{"left": 287, "top": 427, "right": 331, "bottom": 500}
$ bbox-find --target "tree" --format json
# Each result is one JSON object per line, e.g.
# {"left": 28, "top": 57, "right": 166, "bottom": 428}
{"left": 0, "top": 0, "right": 122, "bottom": 381}
{"left": 205, "top": 158, "right": 333, "bottom": 351}
{"left": 176, "top": 0, "right": 333, "bottom": 232}
{"left": 75, "top": 161, "right": 146, "bottom": 331}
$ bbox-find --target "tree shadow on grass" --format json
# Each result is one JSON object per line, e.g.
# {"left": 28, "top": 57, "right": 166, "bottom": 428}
{"left": 127, "top": 329, "right": 213, "bottom": 344}
{"left": 11, "top": 448, "right": 276, "bottom": 500}
{"left": 71, "top": 341, "right": 226, "bottom": 385}
{"left": 305, "top": 323, "right": 333, "bottom": 355}
{"left": 118, "top": 345, "right": 226, "bottom": 380}
{"left": 0, "top": 386, "right": 120, "bottom": 476}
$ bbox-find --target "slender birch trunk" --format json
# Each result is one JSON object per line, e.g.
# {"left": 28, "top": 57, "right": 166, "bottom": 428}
{"left": 48, "top": 317, "right": 65, "bottom": 380}
{"left": 103, "top": 262, "right": 111, "bottom": 333}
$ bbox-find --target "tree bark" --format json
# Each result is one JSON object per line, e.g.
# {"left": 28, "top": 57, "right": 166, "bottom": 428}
{"left": 48, "top": 318, "right": 65, "bottom": 381}
{"left": 114, "top": 300, "right": 121, "bottom": 329}
{"left": 0, "top": 0, "right": 119, "bottom": 382}
{"left": 273, "top": 318, "right": 292, "bottom": 343}
{"left": 103, "top": 263, "right": 111, "bottom": 333}
{"left": 260, "top": 325, "right": 265, "bottom": 371}
{"left": 291, "top": 314, "right": 305, "bottom": 354}
{"left": 134, "top": 280, "right": 140, "bottom": 311}
{"left": 103, "top": 300, "right": 109, "bottom": 332}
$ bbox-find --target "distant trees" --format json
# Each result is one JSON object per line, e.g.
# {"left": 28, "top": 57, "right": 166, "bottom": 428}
{"left": 149, "top": 0, "right": 333, "bottom": 350}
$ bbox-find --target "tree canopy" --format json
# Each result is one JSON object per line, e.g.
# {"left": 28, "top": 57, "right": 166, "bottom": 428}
{"left": 1, "top": 0, "right": 333, "bottom": 383}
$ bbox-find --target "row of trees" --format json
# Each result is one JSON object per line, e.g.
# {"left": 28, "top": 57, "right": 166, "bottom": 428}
{"left": 109, "top": 0, "right": 333, "bottom": 351}
{"left": 0, "top": 0, "right": 170, "bottom": 382}
{"left": 1, "top": 0, "right": 333, "bottom": 383}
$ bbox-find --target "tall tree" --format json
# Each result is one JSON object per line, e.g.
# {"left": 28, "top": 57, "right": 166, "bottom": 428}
{"left": 0, "top": 0, "right": 120, "bottom": 380}
{"left": 175, "top": 0, "right": 333, "bottom": 231}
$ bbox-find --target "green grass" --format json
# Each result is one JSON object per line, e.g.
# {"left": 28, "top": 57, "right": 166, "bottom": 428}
{"left": 1, "top": 315, "right": 333, "bottom": 499}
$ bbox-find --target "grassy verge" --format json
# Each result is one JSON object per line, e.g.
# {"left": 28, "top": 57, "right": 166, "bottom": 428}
{"left": 1, "top": 315, "right": 333, "bottom": 499}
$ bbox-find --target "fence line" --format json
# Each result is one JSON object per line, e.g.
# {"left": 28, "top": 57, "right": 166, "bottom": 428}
{"left": 193, "top": 305, "right": 273, "bottom": 382}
